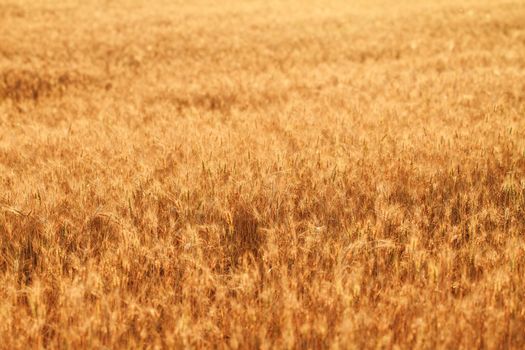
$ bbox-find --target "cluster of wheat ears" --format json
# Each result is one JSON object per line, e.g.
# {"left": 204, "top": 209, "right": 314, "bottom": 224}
{"left": 1, "top": 0, "right": 525, "bottom": 348}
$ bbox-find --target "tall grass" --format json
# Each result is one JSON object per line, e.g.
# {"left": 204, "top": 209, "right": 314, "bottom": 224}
{"left": 1, "top": 0, "right": 525, "bottom": 348}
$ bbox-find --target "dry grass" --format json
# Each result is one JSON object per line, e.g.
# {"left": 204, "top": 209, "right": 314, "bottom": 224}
{"left": 1, "top": 0, "right": 525, "bottom": 348}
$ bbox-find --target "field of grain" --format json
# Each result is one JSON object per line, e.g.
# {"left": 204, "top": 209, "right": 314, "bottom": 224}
{"left": 1, "top": 0, "right": 525, "bottom": 348}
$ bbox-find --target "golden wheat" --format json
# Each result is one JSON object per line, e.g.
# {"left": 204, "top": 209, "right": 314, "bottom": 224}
{"left": 1, "top": 0, "right": 525, "bottom": 348}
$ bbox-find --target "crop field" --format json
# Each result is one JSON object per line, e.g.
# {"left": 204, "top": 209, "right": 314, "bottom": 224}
{"left": 1, "top": 0, "right": 525, "bottom": 348}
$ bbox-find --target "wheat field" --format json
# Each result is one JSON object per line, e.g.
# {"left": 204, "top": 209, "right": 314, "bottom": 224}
{"left": 1, "top": 0, "right": 525, "bottom": 348}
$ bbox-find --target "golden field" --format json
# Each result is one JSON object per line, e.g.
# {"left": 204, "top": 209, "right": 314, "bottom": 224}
{"left": 1, "top": 0, "right": 525, "bottom": 348}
